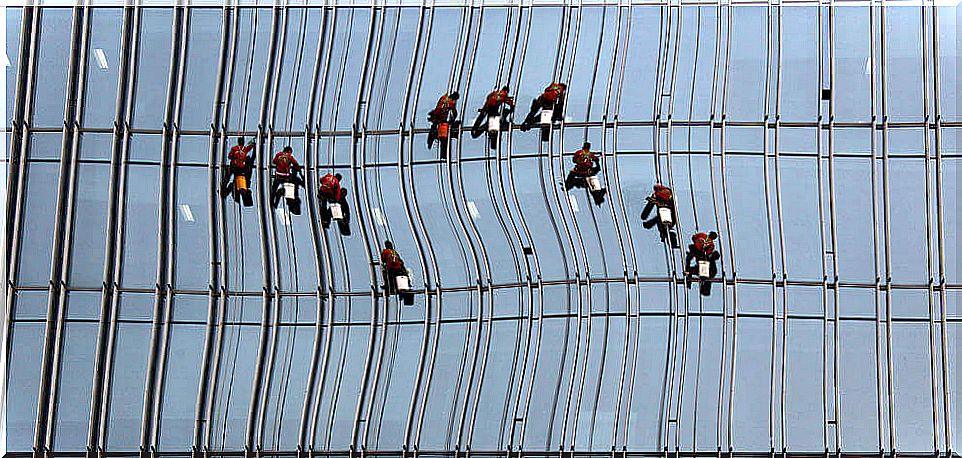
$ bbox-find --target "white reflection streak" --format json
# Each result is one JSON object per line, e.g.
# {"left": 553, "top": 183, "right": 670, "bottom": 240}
{"left": 467, "top": 201, "right": 480, "bottom": 219}
{"left": 94, "top": 48, "right": 108, "bottom": 70}
{"left": 568, "top": 193, "right": 579, "bottom": 213}
{"left": 276, "top": 208, "right": 290, "bottom": 226}
{"left": 2, "top": 53, "right": 9, "bottom": 67}
{"left": 372, "top": 207, "right": 386, "bottom": 226}
{"left": 179, "top": 204, "right": 194, "bottom": 222}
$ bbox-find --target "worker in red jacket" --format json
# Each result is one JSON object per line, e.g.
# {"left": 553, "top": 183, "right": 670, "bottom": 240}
{"left": 685, "top": 231, "right": 720, "bottom": 295}
{"left": 427, "top": 92, "right": 460, "bottom": 149}
{"left": 642, "top": 184, "right": 678, "bottom": 246}
{"left": 381, "top": 240, "right": 407, "bottom": 294}
{"left": 221, "top": 137, "right": 256, "bottom": 200}
{"left": 471, "top": 86, "right": 515, "bottom": 138}
{"left": 521, "top": 82, "right": 567, "bottom": 131}
{"left": 270, "top": 146, "right": 304, "bottom": 209}
{"left": 318, "top": 172, "right": 350, "bottom": 227}
{"left": 564, "top": 142, "right": 600, "bottom": 190}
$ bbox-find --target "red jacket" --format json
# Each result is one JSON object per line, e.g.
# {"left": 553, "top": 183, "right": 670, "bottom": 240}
{"left": 572, "top": 148, "right": 598, "bottom": 176}
{"left": 692, "top": 233, "right": 716, "bottom": 257}
{"left": 272, "top": 151, "right": 301, "bottom": 176}
{"left": 228, "top": 143, "right": 254, "bottom": 169}
{"left": 429, "top": 94, "right": 457, "bottom": 121}
{"left": 319, "top": 173, "right": 342, "bottom": 201}
{"left": 542, "top": 83, "right": 565, "bottom": 103}
{"left": 381, "top": 248, "right": 404, "bottom": 271}
{"left": 483, "top": 89, "right": 514, "bottom": 110}
{"left": 652, "top": 185, "right": 672, "bottom": 205}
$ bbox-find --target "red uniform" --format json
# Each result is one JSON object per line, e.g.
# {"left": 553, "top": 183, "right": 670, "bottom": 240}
{"left": 572, "top": 148, "right": 599, "bottom": 176}
{"left": 652, "top": 185, "right": 672, "bottom": 206}
{"left": 319, "top": 173, "right": 342, "bottom": 201}
{"left": 691, "top": 232, "right": 716, "bottom": 257}
{"left": 272, "top": 150, "right": 300, "bottom": 177}
{"left": 381, "top": 248, "right": 404, "bottom": 271}
{"left": 429, "top": 94, "right": 458, "bottom": 121}
{"left": 542, "top": 83, "right": 566, "bottom": 103}
{"left": 483, "top": 89, "right": 514, "bottom": 110}
{"left": 229, "top": 143, "right": 254, "bottom": 169}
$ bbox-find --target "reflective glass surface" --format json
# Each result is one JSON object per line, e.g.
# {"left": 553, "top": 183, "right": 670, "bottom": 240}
{"left": 3, "top": 4, "right": 960, "bottom": 456}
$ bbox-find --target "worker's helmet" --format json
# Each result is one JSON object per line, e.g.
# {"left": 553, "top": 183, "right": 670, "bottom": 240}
{"left": 708, "top": 231, "right": 718, "bottom": 240}
{"left": 284, "top": 146, "right": 293, "bottom": 153}
{"left": 501, "top": 85, "right": 510, "bottom": 92}
{"left": 582, "top": 142, "right": 591, "bottom": 150}
{"left": 385, "top": 240, "right": 394, "bottom": 249}
{"left": 237, "top": 137, "right": 245, "bottom": 146}
{"left": 335, "top": 173, "right": 342, "bottom": 181}
{"left": 450, "top": 91, "right": 460, "bottom": 99}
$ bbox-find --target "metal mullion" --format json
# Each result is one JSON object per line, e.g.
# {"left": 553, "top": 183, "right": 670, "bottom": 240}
{"left": 601, "top": 3, "right": 635, "bottom": 451}
{"left": 245, "top": 2, "right": 283, "bottom": 452}
{"left": 31, "top": 5, "right": 87, "bottom": 454}
{"left": 929, "top": 6, "right": 952, "bottom": 454}
{"left": 256, "top": 0, "right": 294, "bottom": 448}
{"left": 393, "top": 2, "right": 436, "bottom": 451}
{"left": 500, "top": 5, "right": 545, "bottom": 451}
{"left": 877, "top": 4, "right": 897, "bottom": 453}
{"left": 446, "top": 4, "right": 496, "bottom": 451}
{"left": 716, "top": 3, "right": 741, "bottom": 452}
{"left": 357, "top": 5, "right": 402, "bottom": 449}
{"left": 462, "top": 5, "right": 525, "bottom": 446}
{"left": 608, "top": 3, "right": 645, "bottom": 450}
{"left": 338, "top": 3, "right": 384, "bottom": 451}
{"left": 299, "top": 2, "right": 336, "bottom": 451}
{"left": 79, "top": 1, "right": 132, "bottom": 453}
{"left": 193, "top": 1, "right": 233, "bottom": 453}
{"left": 918, "top": 3, "right": 941, "bottom": 453}
{"left": 140, "top": 2, "right": 189, "bottom": 451}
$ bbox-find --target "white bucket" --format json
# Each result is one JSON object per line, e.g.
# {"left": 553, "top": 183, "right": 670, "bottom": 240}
{"left": 697, "top": 260, "right": 710, "bottom": 279}
{"left": 283, "top": 182, "right": 296, "bottom": 199}
{"left": 658, "top": 206, "right": 673, "bottom": 225}
{"left": 586, "top": 175, "right": 602, "bottom": 192}
{"left": 488, "top": 115, "right": 500, "bottom": 132}
{"left": 330, "top": 202, "right": 343, "bottom": 220}
{"left": 540, "top": 109, "right": 553, "bottom": 125}
{"left": 395, "top": 275, "right": 410, "bottom": 291}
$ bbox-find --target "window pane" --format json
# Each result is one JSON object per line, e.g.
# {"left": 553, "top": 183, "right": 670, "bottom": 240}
{"left": 82, "top": 8, "right": 123, "bottom": 128}
{"left": 132, "top": 9, "right": 173, "bottom": 128}
{"left": 7, "top": 323, "right": 46, "bottom": 452}
{"left": 17, "top": 161, "right": 60, "bottom": 285}
{"left": 121, "top": 164, "right": 160, "bottom": 288}
{"left": 180, "top": 8, "right": 222, "bottom": 130}
{"left": 173, "top": 165, "right": 209, "bottom": 289}
{"left": 32, "top": 8, "right": 73, "bottom": 127}
{"left": 6, "top": 8, "right": 23, "bottom": 126}
{"left": 68, "top": 162, "right": 110, "bottom": 287}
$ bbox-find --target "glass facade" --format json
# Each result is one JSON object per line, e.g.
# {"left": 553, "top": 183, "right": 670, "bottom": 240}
{"left": 2, "top": 2, "right": 960, "bottom": 456}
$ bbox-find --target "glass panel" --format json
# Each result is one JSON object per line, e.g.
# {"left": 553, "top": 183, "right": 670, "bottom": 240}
{"left": 68, "top": 162, "right": 110, "bottom": 288}
{"left": 32, "top": 8, "right": 73, "bottom": 127}
{"left": 883, "top": 6, "right": 924, "bottom": 123}
{"left": 726, "top": 7, "right": 768, "bottom": 122}
{"left": 132, "top": 9, "right": 173, "bottom": 128}
{"left": 52, "top": 322, "right": 98, "bottom": 450}
{"left": 79, "top": 131, "right": 114, "bottom": 160}
{"left": 272, "top": 8, "right": 321, "bottom": 132}
{"left": 121, "top": 164, "right": 160, "bottom": 288}
{"left": 157, "top": 323, "right": 205, "bottom": 449}
{"left": 17, "top": 161, "right": 60, "bottom": 285}
{"left": 82, "top": 8, "right": 123, "bottom": 128}
{"left": 105, "top": 322, "right": 151, "bottom": 449}
{"left": 832, "top": 8, "right": 872, "bottom": 121}
{"left": 179, "top": 8, "right": 223, "bottom": 130}
{"left": 173, "top": 165, "right": 210, "bottom": 289}
{"left": 226, "top": 8, "right": 271, "bottom": 133}
{"left": 838, "top": 321, "right": 881, "bottom": 450}
{"left": 7, "top": 323, "right": 46, "bottom": 451}
{"left": 6, "top": 8, "right": 23, "bottom": 126}
{"left": 779, "top": 7, "right": 818, "bottom": 121}
{"left": 27, "top": 130, "right": 62, "bottom": 160}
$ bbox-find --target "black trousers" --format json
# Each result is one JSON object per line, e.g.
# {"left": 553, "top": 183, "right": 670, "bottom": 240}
{"left": 521, "top": 95, "right": 565, "bottom": 130}
{"left": 471, "top": 106, "right": 513, "bottom": 138}
{"left": 271, "top": 174, "right": 305, "bottom": 208}
{"left": 320, "top": 188, "right": 351, "bottom": 226}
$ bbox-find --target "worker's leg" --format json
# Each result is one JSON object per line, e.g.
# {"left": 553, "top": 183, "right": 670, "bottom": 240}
{"left": 640, "top": 200, "right": 655, "bottom": 220}
{"left": 338, "top": 188, "right": 351, "bottom": 222}
{"left": 564, "top": 171, "right": 580, "bottom": 191}
{"left": 270, "top": 177, "right": 283, "bottom": 208}
{"left": 471, "top": 110, "right": 486, "bottom": 138}
{"left": 552, "top": 95, "right": 566, "bottom": 122}
{"left": 221, "top": 168, "right": 234, "bottom": 196}
{"left": 521, "top": 98, "right": 541, "bottom": 130}
{"left": 427, "top": 122, "right": 438, "bottom": 148}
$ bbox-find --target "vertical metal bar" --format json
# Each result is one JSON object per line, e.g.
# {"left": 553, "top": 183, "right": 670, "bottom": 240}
{"left": 771, "top": 5, "right": 790, "bottom": 453}
{"left": 30, "top": 5, "right": 87, "bottom": 454}
{"left": 245, "top": 3, "right": 283, "bottom": 452}
{"left": 929, "top": 5, "right": 953, "bottom": 454}
{"left": 194, "top": 2, "right": 233, "bottom": 453}
{"left": 140, "top": 2, "right": 188, "bottom": 450}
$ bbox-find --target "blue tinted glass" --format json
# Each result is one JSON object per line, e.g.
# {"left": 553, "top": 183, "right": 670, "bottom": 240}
{"left": 82, "top": 8, "right": 123, "bottom": 128}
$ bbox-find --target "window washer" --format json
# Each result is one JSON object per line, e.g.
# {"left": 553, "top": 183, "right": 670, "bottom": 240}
{"left": 642, "top": 184, "right": 678, "bottom": 246}
{"left": 318, "top": 172, "right": 350, "bottom": 228}
{"left": 521, "top": 82, "right": 567, "bottom": 131}
{"left": 270, "top": 146, "right": 304, "bottom": 210}
{"left": 685, "top": 231, "right": 720, "bottom": 296}
{"left": 471, "top": 86, "right": 515, "bottom": 139}
{"left": 222, "top": 137, "right": 256, "bottom": 205}
{"left": 427, "top": 92, "right": 460, "bottom": 151}
{"left": 381, "top": 240, "right": 409, "bottom": 294}
{"left": 564, "top": 142, "right": 606, "bottom": 204}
